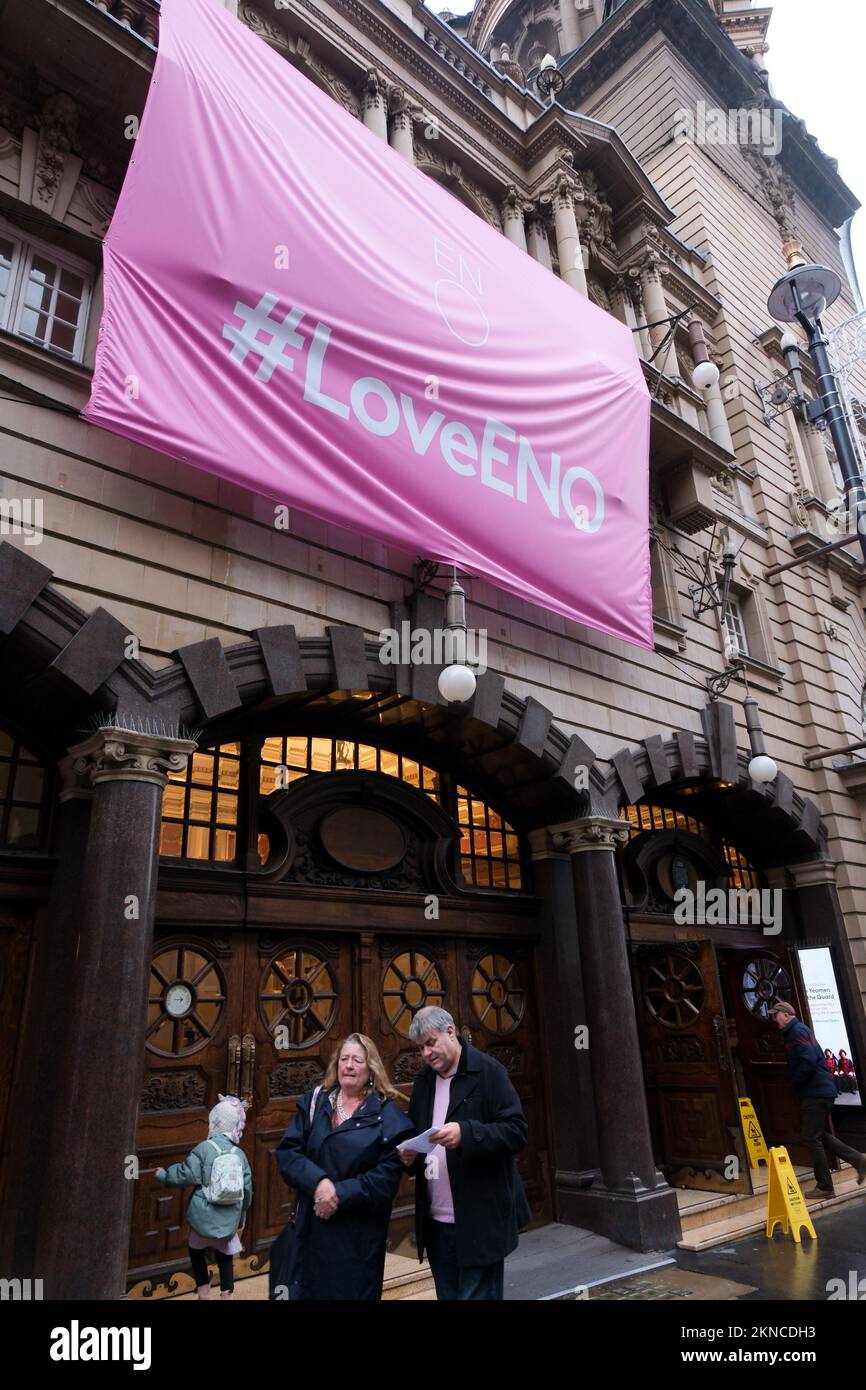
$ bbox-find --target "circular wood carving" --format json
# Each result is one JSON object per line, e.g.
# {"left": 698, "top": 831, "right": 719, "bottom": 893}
{"left": 319, "top": 807, "right": 405, "bottom": 872}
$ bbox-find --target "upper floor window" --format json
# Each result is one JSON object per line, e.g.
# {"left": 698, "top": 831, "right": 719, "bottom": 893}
{"left": 0, "top": 220, "right": 92, "bottom": 362}
{"left": 160, "top": 743, "right": 241, "bottom": 862}
{"left": 723, "top": 595, "right": 750, "bottom": 658}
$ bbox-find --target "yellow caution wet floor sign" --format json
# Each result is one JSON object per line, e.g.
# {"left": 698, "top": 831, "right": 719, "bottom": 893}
{"left": 766, "top": 1147, "right": 817, "bottom": 1242}
{"left": 739, "top": 1097, "right": 769, "bottom": 1167}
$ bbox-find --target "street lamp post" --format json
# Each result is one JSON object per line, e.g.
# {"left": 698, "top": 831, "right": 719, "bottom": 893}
{"left": 768, "top": 242, "right": 866, "bottom": 562}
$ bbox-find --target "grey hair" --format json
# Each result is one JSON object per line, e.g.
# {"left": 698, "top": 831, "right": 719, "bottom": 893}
{"left": 408, "top": 1006, "right": 455, "bottom": 1042}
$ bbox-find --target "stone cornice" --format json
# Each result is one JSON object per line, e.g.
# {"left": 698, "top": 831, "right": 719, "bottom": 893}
{"left": 560, "top": 0, "right": 859, "bottom": 229}
{"left": 784, "top": 858, "right": 838, "bottom": 888}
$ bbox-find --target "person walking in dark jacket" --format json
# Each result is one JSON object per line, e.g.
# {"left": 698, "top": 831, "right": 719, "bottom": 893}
{"left": 275, "top": 1032, "right": 413, "bottom": 1300}
{"left": 398, "top": 1006, "right": 530, "bottom": 1301}
{"left": 769, "top": 1001, "right": 866, "bottom": 1196}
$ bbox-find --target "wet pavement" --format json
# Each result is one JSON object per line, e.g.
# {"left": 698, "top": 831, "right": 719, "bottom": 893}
{"left": 673, "top": 1201, "right": 866, "bottom": 1300}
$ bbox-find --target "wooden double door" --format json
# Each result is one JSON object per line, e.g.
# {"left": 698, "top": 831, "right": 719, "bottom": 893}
{"left": 129, "top": 926, "right": 548, "bottom": 1295}
{"left": 636, "top": 938, "right": 811, "bottom": 1192}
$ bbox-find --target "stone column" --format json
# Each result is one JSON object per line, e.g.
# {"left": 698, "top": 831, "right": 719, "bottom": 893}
{"left": 551, "top": 176, "right": 588, "bottom": 296}
{"left": 528, "top": 830, "right": 599, "bottom": 1214}
{"left": 361, "top": 70, "right": 389, "bottom": 143}
{"left": 37, "top": 728, "right": 196, "bottom": 1300}
{"left": 804, "top": 423, "right": 840, "bottom": 508}
{"left": 501, "top": 187, "right": 528, "bottom": 253}
{"left": 640, "top": 256, "right": 680, "bottom": 379}
{"left": 558, "top": 0, "right": 581, "bottom": 53}
{"left": 0, "top": 758, "right": 92, "bottom": 1278}
{"left": 388, "top": 89, "right": 415, "bottom": 163}
{"left": 688, "top": 318, "right": 734, "bottom": 452}
{"left": 551, "top": 816, "right": 681, "bottom": 1250}
{"left": 526, "top": 206, "right": 553, "bottom": 270}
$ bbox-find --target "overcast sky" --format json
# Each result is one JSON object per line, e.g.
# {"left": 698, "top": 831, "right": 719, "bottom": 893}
{"left": 428, "top": 0, "right": 866, "bottom": 289}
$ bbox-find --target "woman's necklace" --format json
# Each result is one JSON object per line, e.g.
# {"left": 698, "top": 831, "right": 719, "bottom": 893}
{"left": 336, "top": 1089, "right": 364, "bottom": 1123}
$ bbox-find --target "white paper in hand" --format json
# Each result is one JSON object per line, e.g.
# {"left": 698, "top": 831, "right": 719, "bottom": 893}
{"left": 397, "top": 1127, "right": 440, "bottom": 1155}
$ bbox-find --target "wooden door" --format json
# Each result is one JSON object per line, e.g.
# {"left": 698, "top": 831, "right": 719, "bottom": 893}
{"left": 0, "top": 906, "right": 34, "bottom": 1207}
{"left": 243, "top": 930, "right": 353, "bottom": 1270}
{"left": 130, "top": 928, "right": 355, "bottom": 1295}
{"left": 130, "top": 931, "right": 247, "bottom": 1295}
{"left": 722, "top": 945, "right": 811, "bottom": 1165}
{"left": 636, "top": 941, "right": 747, "bottom": 1192}
{"left": 456, "top": 939, "right": 550, "bottom": 1221}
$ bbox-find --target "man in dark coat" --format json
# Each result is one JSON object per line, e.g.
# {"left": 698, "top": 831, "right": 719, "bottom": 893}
{"left": 769, "top": 1000, "right": 866, "bottom": 1196}
{"left": 399, "top": 1005, "right": 530, "bottom": 1300}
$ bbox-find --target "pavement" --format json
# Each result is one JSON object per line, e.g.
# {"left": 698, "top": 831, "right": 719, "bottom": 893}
{"left": 165, "top": 1201, "right": 866, "bottom": 1303}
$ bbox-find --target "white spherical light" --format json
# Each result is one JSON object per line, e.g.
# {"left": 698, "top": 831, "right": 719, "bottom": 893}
{"left": 692, "top": 360, "right": 720, "bottom": 391}
{"left": 779, "top": 330, "right": 800, "bottom": 354}
{"left": 438, "top": 663, "right": 476, "bottom": 703}
{"left": 748, "top": 754, "right": 778, "bottom": 785}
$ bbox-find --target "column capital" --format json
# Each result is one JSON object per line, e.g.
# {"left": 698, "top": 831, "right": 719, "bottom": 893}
{"left": 550, "top": 816, "right": 630, "bottom": 855}
{"left": 69, "top": 728, "right": 197, "bottom": 790}
{"left": 57, "top": 753, "right": 94, "bottom": 803}
{"left": 527, "top": 827, "right": 571, "bottom": 862}
{"left": 785, "top": 858, "right": 837, "bottom": 888}
{"left": 362, "top": 69, "right": 389, "bottom": 106}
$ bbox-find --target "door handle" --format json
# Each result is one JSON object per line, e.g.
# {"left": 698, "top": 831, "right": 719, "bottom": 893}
{"left": 241, "top": 1033, "right": 255, "bottom": 1105}
{"left": 713, "top": 1015, "right": 729, "bottom": 1071}
{"left": 227, "top": 1034, "right": 241, "bottom": 1094}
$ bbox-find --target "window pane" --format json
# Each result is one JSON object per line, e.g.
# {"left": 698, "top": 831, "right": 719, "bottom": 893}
{"left": 59, "top": 268, "right": 84, "bottom": 297}
{"left": 213, "top": 828, "right": 236, "bottom": 861}
{"left": 357, "top": 743, "right": 378, "bottom": 771}
{"left": 159, "top": 822, "right": 183, "bottom": 856}
{"left": 188, "top": 788, "right": 212, "bottom": 820}
{"left": 6, "top": 807, "right": 39, "bottom": 848}
{"left": 19, "top": 307, "right": 50, "bottom": 341}
{"left": 380, "top": 750, "right": 400, "bottom": 777}
{"left": 13, "top": 764, "right": 44, "bottom": 802}
{"left": 218, "top": 757, "right": 239, "bottom": 790}
{"left": 311, "top": 738, "right": 332, "bottom": 773}
{"left": 0, "top": 764, "right": 8, "bottom": 798}
{"left": 50, "top": 320, "right": 76, "bottom": 356}
{"left": 191, "top": 752, "right": 214, "bottom": 783}
{"left": 186, "top": 825, "right": 210, "bottom": 859}
{"left": 0, "top": 730, "right": 13, "bottom": 756}
{"left": 285, "top": 736, "right": 308, "bottom": 767}
{"left": 162, "top": 783, "right": 185, "bottom": 819}
{"left": 261, "top": 736, "right": 284, "bottom": 763}
{"left": 401, "top": 759, "right": 420, "bottom": 787}
{"left": 260, "top": 763, "right": 278, "bottom": 796}
{"left": 30, "top": 256, "right": 55, "bottom": 285}
{"left": 215, "top": 793, "right": 237, "bottom": 824}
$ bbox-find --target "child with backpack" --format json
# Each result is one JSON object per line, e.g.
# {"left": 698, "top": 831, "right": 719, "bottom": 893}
{"left": 156, "top": 1094, "right": 253, "bottom": 1299}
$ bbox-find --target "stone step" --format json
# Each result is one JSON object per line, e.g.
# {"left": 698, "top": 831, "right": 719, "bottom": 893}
{"left": 382, "top": 1252, "right": 436, "bottom": 1301}
{"left": 677, "top": 1173, "right": 865, "bottom": 1251}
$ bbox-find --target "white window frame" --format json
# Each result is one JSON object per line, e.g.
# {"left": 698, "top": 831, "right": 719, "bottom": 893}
{"left": 0, "top": 215, "right": 93, "bottom": 363}
{"left": 724, "top": 595, "right": 750, "bottom": 658}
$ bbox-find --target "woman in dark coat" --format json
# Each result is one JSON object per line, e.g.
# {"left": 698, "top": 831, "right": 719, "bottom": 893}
{"left": 275, "top": 1032, "right": 413, "bottom": 1300}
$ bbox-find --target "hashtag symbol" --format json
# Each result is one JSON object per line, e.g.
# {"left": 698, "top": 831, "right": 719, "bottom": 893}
{"left": 222, "top": 293, "right": 305, "bottom": 382}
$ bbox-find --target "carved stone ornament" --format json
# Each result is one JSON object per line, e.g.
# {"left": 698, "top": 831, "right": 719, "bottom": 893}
{"left": 240, "top": 4, "right": 288, "bottom": 51}
{"left": 69, "top": 728, "right": 197, "bottom": 789}
{"left": 34, "top": 91, "right": 80, "bottom": 202}
{"left": 550, "top": 817, "right": 631, "bottom": 855}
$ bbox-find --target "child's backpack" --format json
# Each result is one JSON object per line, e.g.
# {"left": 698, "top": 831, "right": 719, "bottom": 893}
{"left": 201, "top": 1139, "right": 244, "bottom": 1204}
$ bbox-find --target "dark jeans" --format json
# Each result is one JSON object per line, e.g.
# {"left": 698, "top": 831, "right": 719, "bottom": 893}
{"left": 425, "top": 1220, "right": 504, "bottom": 1301}
{"left": 801, "top": 1098, "right": 863, "bottom": 1189}
{"left": 188, "top": 1245, "right": 234, "bottom": 1292}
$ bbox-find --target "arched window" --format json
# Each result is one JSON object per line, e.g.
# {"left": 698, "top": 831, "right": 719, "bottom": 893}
{"left": 0, "top": 731, "right": 50, "bottom": 850}
{"left": 159, "top": 736, "right": 526, "bottom": 890}
{"left": 620, "top": 803, "right": 759, "bottom": 890}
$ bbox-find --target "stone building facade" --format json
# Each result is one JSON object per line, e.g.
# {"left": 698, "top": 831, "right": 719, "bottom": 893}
{"left": 1, "top": 0, "right": 865, "bottom": 1298}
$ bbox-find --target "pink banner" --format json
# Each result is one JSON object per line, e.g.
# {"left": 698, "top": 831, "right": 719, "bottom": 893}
{"left": 83, "top": 0, "right": 652, "bottom": 648}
